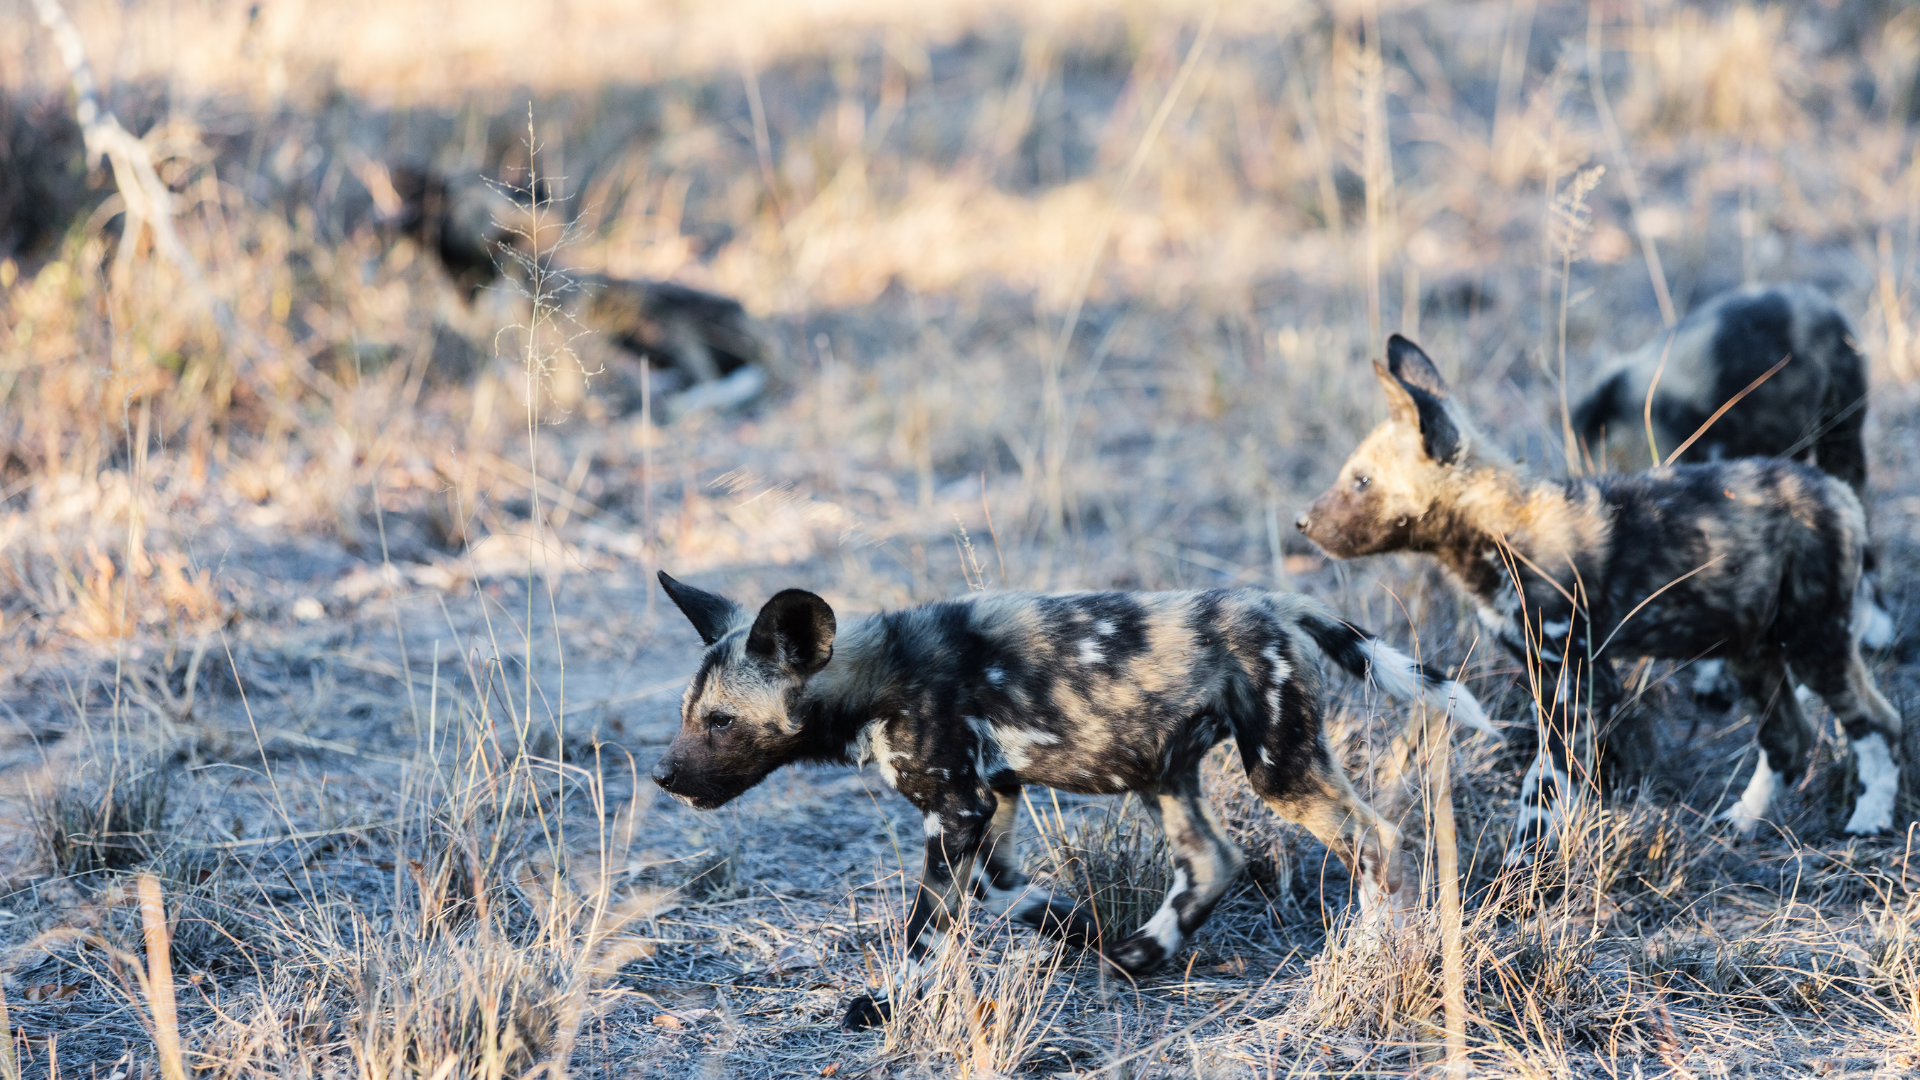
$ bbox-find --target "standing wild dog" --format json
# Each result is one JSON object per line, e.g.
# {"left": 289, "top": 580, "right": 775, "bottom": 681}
{"left": 648, "top": 572, "right": 1490, "bottom": 1030}
{"left": 1571, "top": 283, "right": 1891, "bottom": 655}
{"left": 1572, "top": 283, "right": 1867, "bottom": 488}
{"left": 1297, "top": 336, "right": 1902, "bottom": 853}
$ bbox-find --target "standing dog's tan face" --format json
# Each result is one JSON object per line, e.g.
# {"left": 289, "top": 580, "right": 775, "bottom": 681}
{"left": 1298, "top": 337, "right": 1468, "bottom": 559}
{"left": 650, "top": 574, "right": 835, "bottom": 810}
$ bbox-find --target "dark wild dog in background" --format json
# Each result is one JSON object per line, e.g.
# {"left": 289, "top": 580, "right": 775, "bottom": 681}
{"left": 648, "top": 572, "right": 1489, "bottom": 1030}
{"left": 1572, "top": 283, "right": 1892, "bottom": 658}
{"left": 1297, "top": 336, "right": 1901, "bottom": 855}
{"left": 380, "top": 166, "right": 776, "bottom": 411}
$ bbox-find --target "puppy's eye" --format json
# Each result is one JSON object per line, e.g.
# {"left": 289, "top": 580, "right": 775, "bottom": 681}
{"left": 708, "top": 714, "right": 734, "bottom": 730}
{"left": 1354, "top": 476, "right": 1372, "bottom": 490}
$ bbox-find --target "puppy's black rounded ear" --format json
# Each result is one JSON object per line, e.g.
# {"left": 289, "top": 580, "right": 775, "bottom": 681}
{"left": 659, "top": 571, "right": 743, "bottom": 646}
{"left": 1386, "top": 335, "right": 1452, "bottom": 399}
{"left": 746, "top": 589, "right": 837, "bottom": 677}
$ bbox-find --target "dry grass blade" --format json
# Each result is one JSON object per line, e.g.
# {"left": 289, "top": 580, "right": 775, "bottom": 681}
{"left": 0, "top": 984, "right": 16, "bottom": 1080}
{"left": 1661, "top": 353, "right": 1792, "bottom": 466}
{"left": 136, "top": 873, "right": 188, "bottom": 1080}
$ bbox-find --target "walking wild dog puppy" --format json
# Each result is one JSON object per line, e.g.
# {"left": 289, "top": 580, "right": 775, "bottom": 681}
{"left": 648, "top": 572, "right": 1489, "bottom": 1030}
{"left": 1571, "top": 283, "right": 1891, "bottom": 653}
{"left": 1297, "top": 336, "right": 1902, "bottom": 853}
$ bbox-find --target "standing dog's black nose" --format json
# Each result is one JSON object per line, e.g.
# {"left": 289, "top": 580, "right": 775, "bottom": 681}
{"left": 1295, "top": 514, "right": 1310, "bottom": 532}
{"left": 653, "top": 760, "right": 677, "bottom": 792}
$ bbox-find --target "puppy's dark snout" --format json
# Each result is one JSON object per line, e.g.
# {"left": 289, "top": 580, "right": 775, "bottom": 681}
{"left": 652, "top": 758, "right": 678, "bottom": 792}
{"left": 1295, "top": 514, "right": 1311, "bottom": 532}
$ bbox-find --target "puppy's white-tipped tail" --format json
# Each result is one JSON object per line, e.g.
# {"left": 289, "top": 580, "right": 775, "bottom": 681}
{"left": 1362, "top": 639, "right": 1496, "bottom": 737}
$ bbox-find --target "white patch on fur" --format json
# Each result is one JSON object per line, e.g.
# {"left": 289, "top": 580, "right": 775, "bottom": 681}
{"left": 1846, "top": 733, "right": 1899, "bottom": 835}
{"left": 1260, "top": 645, "right": 1294, "bottom": 726}
{"left": 1139, "top": 868, "right": 1189, "bottom": 953}
{"left": 1856, "top": 576, "right": 1895, "bottom": 650}
{"left": 1259, "top": 747, "right": 1275, "bottom": 766}
{"left": 1541, "top": 620, "right": 1569, "bottom": 639}
{"left": 967, "top": 717, "right": 1059, "bottom": 773}
{"left": 923, "top": 813, "right": 944, "bottom": 837}
{"left": 986, "top": 667, "right": 1006, "bottom": 685}
{"left": 1721, "top": 753, "right": 1778, "bottom": 840}
{"left": 1506, "top": 753, "right": 1571, "bottom": 866}
{"left": 1356, "top": 860, "right": 1386, "bottom": 917}
{"left": 1360, "top": 639, "right": 1421, "bottom": 699}
{"left": 889, "top": 927, "right": 946, "bottom": 995}
{"left": 1263, "top": 645, "right": 1294, "bottom": 685}
{"left": 974, "top": 863, "right": 1053, "bottom": 921}
{"left": 1078, "top": 638, "right": 1103, "bottom": 666}
{"left": 853, "top": 722, "right": 904, "bottom": 789}
{"left": 1691, "top": 659, "right": 1728, "bottom": 700}
{"left": 1362, "top": 639, "right": 1494, "bottom": 736}
{"left": 1094, "top": 619, "right": 1116, "bottom": 636}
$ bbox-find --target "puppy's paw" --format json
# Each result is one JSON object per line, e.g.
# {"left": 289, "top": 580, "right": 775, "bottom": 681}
{"left": 1503, "top": 811, "right": 1553, "bottom": 868}
{"left": 1716, "top": 805, "right": 1765, "bottom": 842}
{"left": 1102, "top": 933, "right": 1169, "bottom": 976}
{"left": 840, "top": 994, "right": 891, "bottom": 1031}
{"left": 1843, "top": 803, "right": 1894, "bottom": 837}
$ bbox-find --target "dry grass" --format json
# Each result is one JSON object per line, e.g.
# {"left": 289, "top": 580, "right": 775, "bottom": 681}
{"left": 4, "top": 0, "right": 1920, "bottom": 1076}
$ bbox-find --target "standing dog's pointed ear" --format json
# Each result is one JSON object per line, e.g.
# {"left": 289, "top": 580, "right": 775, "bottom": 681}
{"left": 1374, "top": 359, "right": 1422, "bottom": 427}
{"left": 746, "top": 590, "right": 837, "bottom": 676}
{"left": 1386, "top": 335, "right": 1452, "bottom": 398}
{"left": 659, "top": 571, "right": 744, "bottom": 646}
{"left": 1374, "top": 347, "right": 1463, "bottom": 465}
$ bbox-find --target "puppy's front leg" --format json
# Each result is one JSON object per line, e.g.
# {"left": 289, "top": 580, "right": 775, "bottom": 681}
{"left": 843, "top": 798, "right": 990, "bottom": 1031}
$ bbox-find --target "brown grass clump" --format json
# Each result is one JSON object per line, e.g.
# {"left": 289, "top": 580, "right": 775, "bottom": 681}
{"left": 31, "top": 753, "right": 174, "bottom": 877}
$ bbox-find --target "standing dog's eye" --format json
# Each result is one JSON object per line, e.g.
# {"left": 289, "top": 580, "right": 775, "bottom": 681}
{"left": 708, "top": 714, "right": 734, "bottom": 730}
{"left": 1354, "top": 476, "right": 1372, "bottom": 490}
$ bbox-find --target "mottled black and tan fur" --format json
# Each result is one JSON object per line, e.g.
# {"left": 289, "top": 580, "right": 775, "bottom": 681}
{"left": 647, "top": 572, "right": 1489, "bottom": 1030}
{"left": 1571, "top": 283, "right": 1891, "bottom": 654}
{"left": 1299, "top": 336, "right": 1902, "bottom": 856}
{"left": 1572, "top": 283, "right": 1867, "bottom": 487}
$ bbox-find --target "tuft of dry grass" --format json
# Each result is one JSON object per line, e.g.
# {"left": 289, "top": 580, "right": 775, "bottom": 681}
{"left": 30, "top": 752, "right": 174, "bottom": 878}
{"left": 1031, "top": 793, "right": 1173, "bottom": 947}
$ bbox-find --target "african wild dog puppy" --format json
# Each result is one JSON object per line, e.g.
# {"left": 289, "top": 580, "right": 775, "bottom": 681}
{"left": 1572, "top": 284, "right": 1867, "bottom": 486}
{"left": 1571, "top": 283, "right": 1891, "bottom": 654}
{"left": 382, "top": 167, "right": 774, "bottom": 398}
{"left": 1297, "top": 336, "right": 1902, "bottom": 855}
{"left": 647, "top": 572, "right": 1489, "bottom": 1030}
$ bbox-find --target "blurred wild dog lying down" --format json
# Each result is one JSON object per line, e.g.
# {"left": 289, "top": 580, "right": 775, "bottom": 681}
{"left": 380, "top": 166, "right": 775, "bottom": 409}
{"left": 647, "top": 572, "right": 1489, "bottom": 1030}
{"left": 1298, "top": 336, "right": 1902, "bottom": 855}
{"left": 1572, "top": 283, "right": 1892, "bottom": 652}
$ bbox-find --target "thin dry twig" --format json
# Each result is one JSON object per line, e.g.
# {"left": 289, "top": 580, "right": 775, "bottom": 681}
{"left": 31, "top": 0, "right": 259, "bottom": 369}
{"left": 136, "top": 873, "right": 187, "bottom": 1080}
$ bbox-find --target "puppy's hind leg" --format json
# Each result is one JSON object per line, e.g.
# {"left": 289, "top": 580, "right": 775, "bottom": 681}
{"left": 975, "top": 786, "right": 1096, "bottom": 947}
{"left": 1242, "top": 718, "right": 1406, "bottom": 929}
{"left": 1800, "top": 649, "right": 1904, "bottom": 835}
{"left": 1103, "top": 766, "right": 1245, "bottom": 976}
